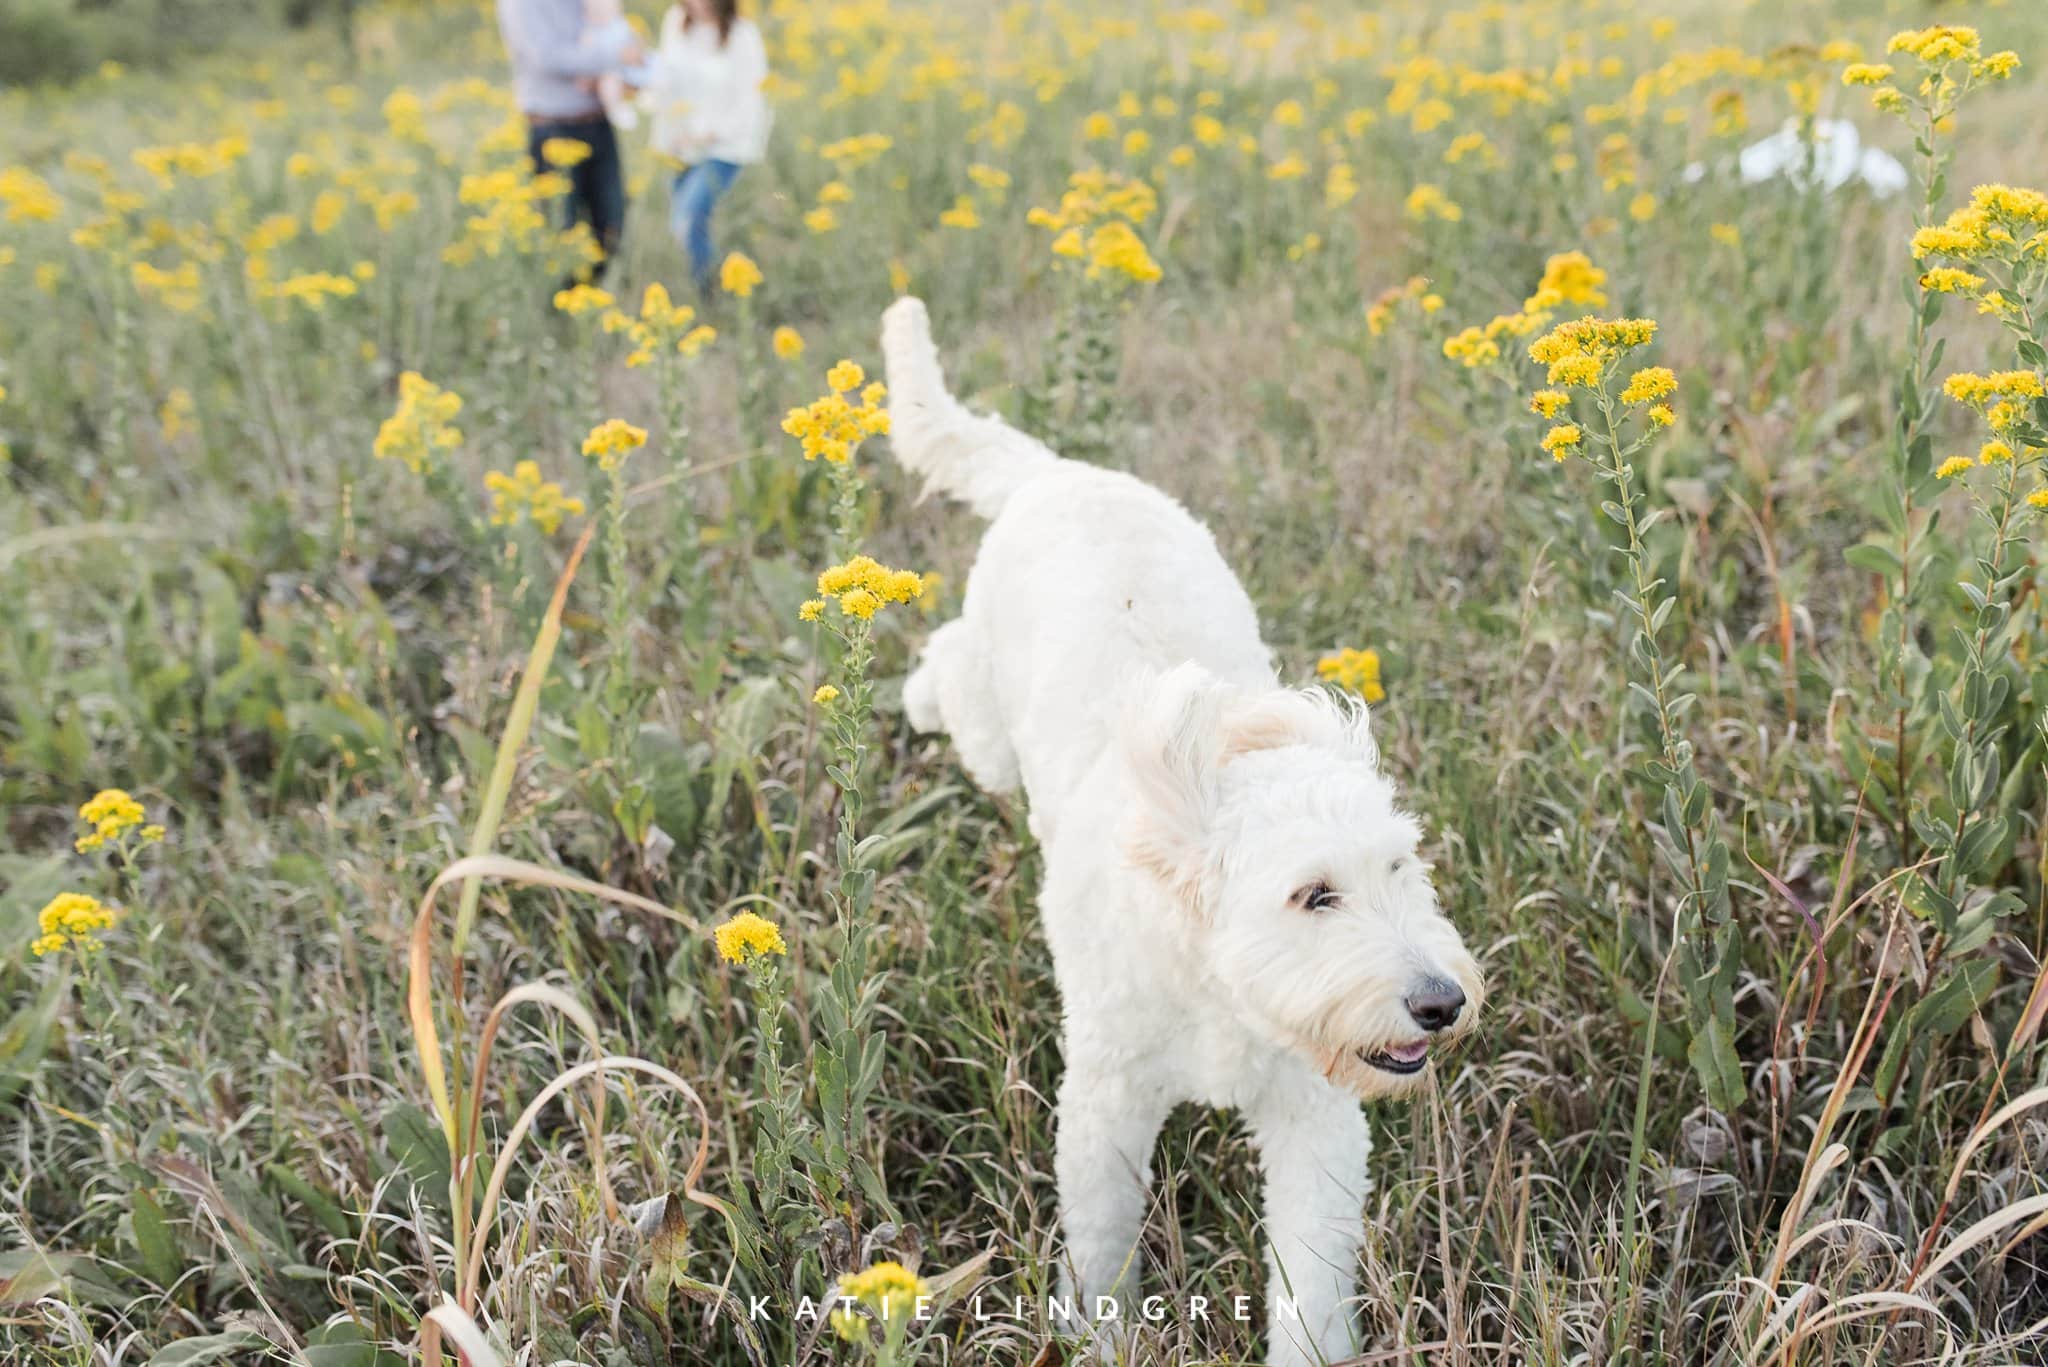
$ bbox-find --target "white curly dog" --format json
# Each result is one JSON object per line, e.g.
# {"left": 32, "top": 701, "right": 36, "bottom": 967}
{"left": 880, "top": 297, "right": 1484, "bottom": 1366}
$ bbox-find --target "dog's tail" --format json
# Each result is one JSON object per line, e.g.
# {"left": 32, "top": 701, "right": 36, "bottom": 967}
{"left": 881, "top": 296, "right": 1058, "bottom": 519}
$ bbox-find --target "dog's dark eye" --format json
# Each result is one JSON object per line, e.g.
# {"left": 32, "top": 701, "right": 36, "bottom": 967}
{"left": 1390, "top": 857, "right": 1407, "bottom": 875}
{"left": 1292, "top": 881, "right": 1340, "bottom": 913}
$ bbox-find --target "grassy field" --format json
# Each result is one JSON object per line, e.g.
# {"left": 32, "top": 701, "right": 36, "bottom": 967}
{"left": 8, "top": 0, "right": 2048, "bottom": 1361}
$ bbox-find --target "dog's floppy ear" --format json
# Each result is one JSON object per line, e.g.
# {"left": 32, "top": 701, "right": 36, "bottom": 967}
{"left": 1218, "top": 688, "right": 1379, "bottom": 770}
{"left": 1121, "top": 663, "right": 1230, "bottom": 914}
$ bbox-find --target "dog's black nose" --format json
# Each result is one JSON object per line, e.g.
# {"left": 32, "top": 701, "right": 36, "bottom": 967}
{"left": 1405, "top": 980, "right": 1466, "bottom": 1033}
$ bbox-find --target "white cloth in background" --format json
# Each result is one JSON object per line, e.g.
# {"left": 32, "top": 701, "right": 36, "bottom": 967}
{"left": 1683, "top": 118, "right": 1907, "bottom": 198}
{"left": 642, "top": 11, "right": 771, "bottom": 165}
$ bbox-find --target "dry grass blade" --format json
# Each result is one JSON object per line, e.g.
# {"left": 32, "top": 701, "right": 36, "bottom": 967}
{"left": 471, "top": 982, "right": 619, "bottom": 1224}
{"left": 1772, "top": 1291, "right": 1950, "bottom": 1359}
{"left": 1908, "top": 1191, "right": 2048, "bottom": 1292}
{"left": 2008, "top": 957, "right": 2048, "bottom": 1055}
{"left": 408, "top": 852, "right": 692, "bottom": 1141}
{"left": 407, "top": 525, "right": 591, "bottom": 1144}
{"left": 452, "top": 523, "right": 591, "bottom": 954}
{"left": 1762, "top": 1142, "right": 1849, "bottom": 1291}
{"left": 1936, "top": 1083, "right": 2048, "bottom": 1210}
{"left": 459, "top": 1055, "right": 715, "bottom": 1301}
{"left": 423, "top": 1298, "right": 505, "bottom": 1367}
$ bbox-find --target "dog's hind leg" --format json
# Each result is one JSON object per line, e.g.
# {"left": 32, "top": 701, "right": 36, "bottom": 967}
{"left": 1247, "top": 1080, "right": 1371, "bottom": 1367}
{"left": 904, "top": 617, "right": 1022, "bottom": 795}
{"left": 1052, "top": 1026, "right": 1172, "bottom": 1331}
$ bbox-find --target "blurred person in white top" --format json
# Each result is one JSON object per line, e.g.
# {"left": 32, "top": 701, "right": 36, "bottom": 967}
{"left": 643, "top": 0, "right": 771, "bottom": 292}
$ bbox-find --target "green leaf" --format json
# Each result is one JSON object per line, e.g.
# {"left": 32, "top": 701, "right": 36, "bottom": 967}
{"left": 144, "top": 1331, "right": 270, "bottom": 1365}
{"left": 1914, "top": 958, "right": 1999, "bottom": 1037}
{"left": 130, "top": 1188, "right": 182, "bottom": 1288}
{"left": 382, "top": 1102, "right": 451, "bottom": 1206}
{"left": 266, "top": 1163, "right": 352, "bottom": 1240}
{"left": 1687, "top": 1013, "right": 1745, "bottom": 1111}
{"left": 1844, "top": 542, "right": 1904, "bottom": 577}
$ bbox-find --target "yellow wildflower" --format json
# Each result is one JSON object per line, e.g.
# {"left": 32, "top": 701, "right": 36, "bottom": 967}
{"left": 832, "top": 1260, "right": 929, "bottom": 1339}
{"left": 1619, "top": 367, "right": 1677, "bottom": 405}
{"left": 373, "top": 373, "right": 464, "bottom": 474}
{"left": 485, "top": 461, "right": 586, "bottom": 534}
{"left": 773, "top": 326, "right": 805, "bottom": 360}
{"left": 1935, "top": 456, "right": 1975, "bottom": 479}
{"left": 1530, "top": 390, "right": 1570, "bottom": 419}
{"left": 1316, "top": 648, "right": 1386, "bottom": 705}
{"left": 540, "top": 137, "right": 592, "bottom": 168}
{"left": 35, "top": 892, "right": 117, "bottom": 956}
{"left": 720, "top": 251, "right": 763, "bottom": 297}
{"left": 813, "top": 685, "right": 841, "bottom": 705}
{"left": 79, "top": 788, "right": 145, "bottom": 839}
{"left": 582, "top": 418, "right": 648, "bottom": 472}
{"left": 812, "top": 555, "right": 926, "bottom": 620}
{"left": 1919, "top": 267, "right": 1984, "bottom": 294}
{"left": 1541, "top": 424, "right": 1584, "bottom": 459}
{"left": 1944, "top": 371, "right": 2045, "bottom": 406}
{"left": 553, "top": 283, "right": 614, "bottom": 316}
{"left": 713, "top": 911, "right": 788, "bottom": 965}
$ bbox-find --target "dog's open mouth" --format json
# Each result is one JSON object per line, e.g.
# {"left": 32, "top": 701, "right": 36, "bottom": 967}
{"left": 1357, "top": 1039, "right": 1430, "bottom": 1076}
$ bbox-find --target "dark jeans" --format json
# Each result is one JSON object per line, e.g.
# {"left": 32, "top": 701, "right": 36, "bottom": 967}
{"left": 527, "top": 114, "right": 624, "bottom": 278}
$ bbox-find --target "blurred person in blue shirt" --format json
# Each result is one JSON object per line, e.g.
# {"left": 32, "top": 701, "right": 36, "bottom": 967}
{"left": 496, "top": 0, "right": 646, "bottom": 278}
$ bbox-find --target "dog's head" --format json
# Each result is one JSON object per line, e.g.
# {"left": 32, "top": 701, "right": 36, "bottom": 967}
{"left": 1123, "top": 663, "right": 1484, "bottom": 1100}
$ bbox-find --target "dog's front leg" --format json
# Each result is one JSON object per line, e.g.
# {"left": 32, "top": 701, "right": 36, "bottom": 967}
{"left": 1052, "top": 1040, "right": 1170, "bottom": 1332}
{"left": 1247, "top": 1083, "right": 1372, "bottom": 1367}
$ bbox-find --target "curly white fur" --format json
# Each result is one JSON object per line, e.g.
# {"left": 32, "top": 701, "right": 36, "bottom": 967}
{"left": 882, "top": 297, "right": 1485, "bottom": 1366}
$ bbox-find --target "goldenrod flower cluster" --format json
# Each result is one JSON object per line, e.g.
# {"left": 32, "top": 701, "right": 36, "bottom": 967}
{"left": 803, "top": 555, "right": 925, "bottom": 622}
{"left": 781, "top": 360, "right": 890, "bottom": 464}
{"left": 772, "top": 325, "right": 805, "bottom": 360}
{"left": 1524, "top": 318, "right": 1671, "bottom": 457}
{"left": 1528, "top": 317, "right": 1659, "bottom": 385}
{"left": 1849, "top": 27, "right": 2018, "bottom": 118}
{"left": 132, "top": 260, "right": 203, "bottom": 314}
{"left": 1316, "top": 647, "right": 1385, "bottom": 704}
{"left": 131, "top": 135, "right": 249, "bottom": 188}
{"left": 830, "top": 1260, "right": 930, "bottom": 1342}
{"left": 602, "top": 283, "right": 715, "bottom": 367}
{"left": 1618, "top": 366, "right": 1677, "bottom": 405}
{"left": 445, "top": 166, "right": 563, "bottom": 265}
{"left": 33, "top": 891, "right": 117, "bottom": 958}
{"left": 1524, "top": 251, "right": 1608, "bottom": 312}
{"left": 1367, "top": 275, "right": 1441, "bottom": 338}
{"left": 1942, "top": 370, "right": 2045, "bottom": 407}
{"left": 75, "top": 788, "right": 162, "bottom": 853}
{"left": 720, "top": 251, "right": 763, "bottom": 297}
{"left": 713, "top": 910, "right": 788, "bottom": 965}
{"left": 485, "top": 460, "right": 585, "bottom": 534}
{"left": 271, "top": 270, "right": 359, "bottom": 310}
{"left": 1028, "top": 169, "right": 1162, "bottom": 285}
{"left": 373, "top": 372, "right": 464, "bottom": 474}
{"left": 553, "top": 282, "right": 614, "bottom": 317}
{"left": 1910, "top": 183, "right": 2048, "bottom": 266}
{"left": 819, "top": 133, "right": 893, "bottom": 168}
{"left": 1402, "top": 183, "right": 1462, "bottom": 222}
{"left": 538, "top": 137, "right": 592, "bottom": 168}
{"left": 0, "top": 167, "right": 62, "bottom": 223}
{"left": 582, "top": 417, "right": 648, "bottom": 472}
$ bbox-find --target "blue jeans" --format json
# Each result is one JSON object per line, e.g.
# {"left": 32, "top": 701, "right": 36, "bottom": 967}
{"left": 670, "top": 160, "right": 741, "bottom": 291}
